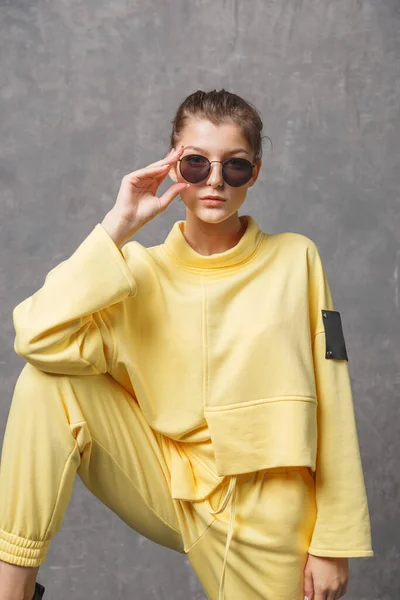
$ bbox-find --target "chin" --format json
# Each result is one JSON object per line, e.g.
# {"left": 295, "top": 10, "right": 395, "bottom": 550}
{"left": 191, "top": 206, "right": 242, "bottom": 225}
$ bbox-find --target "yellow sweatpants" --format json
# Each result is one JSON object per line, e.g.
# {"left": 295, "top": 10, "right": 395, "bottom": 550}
{"left": 0, "top": 363, "right": 317, "bottom": 600}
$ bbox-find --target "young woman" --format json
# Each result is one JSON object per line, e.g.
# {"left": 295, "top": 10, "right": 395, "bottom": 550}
{"left": 0, "top": 89, "right": 373, "bottom": 600}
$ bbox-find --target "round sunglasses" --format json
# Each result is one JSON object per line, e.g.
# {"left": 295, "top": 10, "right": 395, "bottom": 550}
{"left": 177, "top": 154, "right": 256, "bottom": 187}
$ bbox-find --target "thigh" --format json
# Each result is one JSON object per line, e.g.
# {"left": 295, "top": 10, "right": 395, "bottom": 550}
{"left": 2, "top": 363, "right": 184, "bottom": 554}
{"left": 59, "top": 369, "right": 185, "bottom": 552}
{"left": 186, "top": 467, "right": 317, "bottom": 600}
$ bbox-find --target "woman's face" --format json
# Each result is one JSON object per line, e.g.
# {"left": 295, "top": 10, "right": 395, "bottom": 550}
{"left": 168, "top": 118, "right": 262, "bottom": 223}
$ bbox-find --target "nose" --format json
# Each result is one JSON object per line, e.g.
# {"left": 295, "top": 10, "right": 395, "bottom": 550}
{"left": 206, "top": 162, "right": 224, "bottom": 188}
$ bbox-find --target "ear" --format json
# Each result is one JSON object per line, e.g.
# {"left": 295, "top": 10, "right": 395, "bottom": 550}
{"left": 248, "top": 160, "right": 262, "bottom": 188}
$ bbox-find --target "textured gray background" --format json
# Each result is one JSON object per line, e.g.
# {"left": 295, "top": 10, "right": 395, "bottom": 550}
{"left": 1, "top": 0, "right": 399, "bottom": 598}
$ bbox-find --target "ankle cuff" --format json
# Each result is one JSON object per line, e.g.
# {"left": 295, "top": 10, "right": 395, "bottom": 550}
{"left": 0, "top": 529, "right": 49, "bottom": 567}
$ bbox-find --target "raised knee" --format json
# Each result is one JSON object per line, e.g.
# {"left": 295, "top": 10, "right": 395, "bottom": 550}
{"left": 15, "top": 361, "right": 61, "bottom": 390}
{"left": 8, "top": 363, "right": 62, "bottom": 416}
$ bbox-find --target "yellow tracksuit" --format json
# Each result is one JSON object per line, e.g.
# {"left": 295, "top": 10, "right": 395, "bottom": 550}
{"left": 0, "top": 214, "right": 374, "bottom": 599}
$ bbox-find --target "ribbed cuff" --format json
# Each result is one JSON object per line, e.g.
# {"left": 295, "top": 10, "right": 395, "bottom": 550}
{"left": 0, "top": 529, "right": 50, "bottom": 567}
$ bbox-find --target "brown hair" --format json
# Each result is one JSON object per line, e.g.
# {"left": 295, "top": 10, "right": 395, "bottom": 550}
{"left": 169, "top": 88, "right": 272, "bottom": 163}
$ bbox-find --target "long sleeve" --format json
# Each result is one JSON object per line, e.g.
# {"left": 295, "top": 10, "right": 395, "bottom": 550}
{"left": 306, "top": 241, "right": 374, "bottom": 557}
{"left": 12, "top": 223, "right": 138, "bottom": 375}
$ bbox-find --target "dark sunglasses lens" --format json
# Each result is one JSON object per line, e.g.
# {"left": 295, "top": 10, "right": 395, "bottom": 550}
{"left": 180, "top": 155, "right": 253, "bottom": 186}
{"left": 223, "top": 158, "right": 253, "bottom": 187}
{"left": 180, "top": 155, "right": 210, "bottom": 183}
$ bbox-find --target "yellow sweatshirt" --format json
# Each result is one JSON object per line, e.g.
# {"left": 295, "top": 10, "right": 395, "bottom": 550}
{"left": 12, "top": 214, "right": 374, "bottom": 559}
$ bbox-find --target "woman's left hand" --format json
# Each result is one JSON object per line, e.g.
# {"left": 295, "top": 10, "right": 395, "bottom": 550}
{"left": 304, "top": 554, "right": 349, "bottom": 600}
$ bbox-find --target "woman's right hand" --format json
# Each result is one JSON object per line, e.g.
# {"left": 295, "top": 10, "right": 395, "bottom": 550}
{"left": 102, "top": 145, "right": 189, "bottom": 246}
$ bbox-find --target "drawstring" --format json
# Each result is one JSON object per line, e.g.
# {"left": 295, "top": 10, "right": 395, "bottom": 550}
{"left": 206, "top": 475, "right": 237, "bottom": 600}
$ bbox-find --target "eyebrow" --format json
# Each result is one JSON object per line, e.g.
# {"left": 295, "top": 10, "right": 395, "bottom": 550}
{"left": 183, "top": 145, "right": 249, "bottom": 155}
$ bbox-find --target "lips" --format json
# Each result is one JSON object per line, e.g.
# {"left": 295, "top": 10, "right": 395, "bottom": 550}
{"left": 200, "top": 196, "right": 225, "bottom": 201}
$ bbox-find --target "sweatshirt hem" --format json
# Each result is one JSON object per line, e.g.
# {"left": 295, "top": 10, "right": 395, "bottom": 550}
{"left": 205, "top": 398, "right": 317, "bottom": 476}
{"left": 205, "top": 394, "right": 317, "bottom": 412}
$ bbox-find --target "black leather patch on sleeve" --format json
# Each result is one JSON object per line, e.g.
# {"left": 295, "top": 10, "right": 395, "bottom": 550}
{"left": 321, "top": 310, "right": 349, "bottom": 361}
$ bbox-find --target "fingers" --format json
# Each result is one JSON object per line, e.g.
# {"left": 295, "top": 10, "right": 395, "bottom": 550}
{"left": 149, "top": 145, "right": 185, "bottom": 168}
{"left": 126, "top": 163, "right": 171, "bottom": 181}
{"left": 126, "top": 145, "right": 184, "bottom": 180}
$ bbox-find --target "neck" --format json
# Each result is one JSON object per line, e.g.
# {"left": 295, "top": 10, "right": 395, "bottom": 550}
{"left": 182, "top": 211, "right": 246, "bottom": 257}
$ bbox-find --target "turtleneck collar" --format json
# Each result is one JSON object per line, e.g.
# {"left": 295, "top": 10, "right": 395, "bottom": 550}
{"left": 162, "top": 214, "right": 265, "bottom": 270}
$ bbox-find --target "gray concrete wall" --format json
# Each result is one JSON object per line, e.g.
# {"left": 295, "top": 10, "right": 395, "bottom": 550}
{"left": 1, "top": 1, "right": 398, "bottom": 598}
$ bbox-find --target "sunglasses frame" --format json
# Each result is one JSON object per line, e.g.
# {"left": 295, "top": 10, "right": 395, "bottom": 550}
{"left": 177, "top": 154, "right": 256, "bottom": 187}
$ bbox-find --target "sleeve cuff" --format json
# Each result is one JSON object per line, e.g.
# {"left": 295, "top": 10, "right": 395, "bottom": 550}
{"left": 96, "top": 223, "right": 138, "bottom": 297}
{"left": 308, "top": 547, "right": 374, "bottom": 558}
